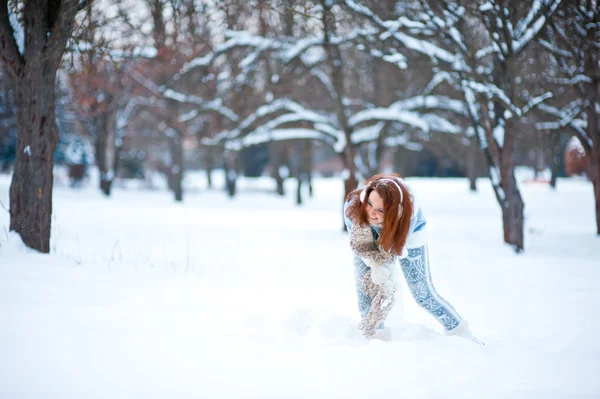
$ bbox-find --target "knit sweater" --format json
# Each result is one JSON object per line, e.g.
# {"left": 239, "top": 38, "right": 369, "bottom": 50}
{"left": 349, "top": 222, "right": 395, "bottom": 268}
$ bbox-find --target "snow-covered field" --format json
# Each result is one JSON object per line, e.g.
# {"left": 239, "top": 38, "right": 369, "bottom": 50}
{"left": 1, "top": 171, "right": 599, "bottom": 398}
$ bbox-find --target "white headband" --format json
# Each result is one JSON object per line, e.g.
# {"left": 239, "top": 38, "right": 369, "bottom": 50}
{"left": 359, "top": 177, "right": 405, "bottom": 217}
{"left": 377, "top": 178, "right": 404, "bottom": 203}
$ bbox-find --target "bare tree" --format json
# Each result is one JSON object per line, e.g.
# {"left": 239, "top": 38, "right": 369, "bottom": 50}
{"left": 344, "top": 0, "right": 561, "bottom": 251}
{"left": 0, "top": 0, "right": 87, "bottom": 252}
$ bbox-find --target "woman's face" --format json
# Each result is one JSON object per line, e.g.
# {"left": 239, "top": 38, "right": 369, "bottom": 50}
{"left": 366, "top": 190, "right": 385, "bottom": 225}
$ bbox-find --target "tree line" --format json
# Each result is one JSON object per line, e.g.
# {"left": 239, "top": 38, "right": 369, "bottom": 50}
{"left": 0, "top": 0, "right": 598, "bottom": 253}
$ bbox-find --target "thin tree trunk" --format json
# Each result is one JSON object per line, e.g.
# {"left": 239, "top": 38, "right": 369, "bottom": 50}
{"left": 275, "top": 171, "right": 285, "bottom": 196}
{"left": 304, "top": 140, "right": 313, "bottom": 198}
{"left": 269, "top": 142, "right": 286, "bottom": 196}
{"left": 549, "top": 131, "right": 561, "bottom": 190}
{"left": 589, "top": 107, "right": 600, "bottom": 234}
{"left": 168, "top": 130, "right": 184, "bottom": 202}
{"left": 467, "top": 136, "right": 478, "bottom": 191}
{"left": 296, "top": 176, "right": 303, "bottom": 205}
{"left": 583, "top": 0, "right": 600, "bottom": 234}
{"left": 320, "top": 0, "right": 358, "bottom": 230}
{"left": 95, "top": 109, "right": 116, "bottom": 196}
{"left": 205, "top": 148, "right": 214, "bottom": 189}
{"left": 224, "top": 151, "right": 237, "bottom": 197}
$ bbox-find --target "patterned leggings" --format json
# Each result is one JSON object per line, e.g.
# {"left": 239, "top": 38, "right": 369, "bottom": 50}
{"left": 354, "top": 244, "right": 462, "bottom": 332}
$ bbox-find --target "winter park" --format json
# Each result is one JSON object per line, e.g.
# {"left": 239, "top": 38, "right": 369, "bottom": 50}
{"left": 1, "top": 0, "right": 600, "bottom": 398}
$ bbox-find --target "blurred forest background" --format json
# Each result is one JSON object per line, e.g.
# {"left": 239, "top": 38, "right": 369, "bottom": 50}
{"left": 0, "top": 0, "right": 598, "bottom": 253}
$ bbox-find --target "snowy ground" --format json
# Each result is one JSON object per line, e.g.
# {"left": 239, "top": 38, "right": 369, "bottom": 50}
{"left": 1, "top": 171, "right": 599, "bottom": 398}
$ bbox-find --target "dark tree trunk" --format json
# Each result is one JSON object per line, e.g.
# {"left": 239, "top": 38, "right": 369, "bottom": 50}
{"left": 500, "top": 119, "right": 525, "bottom": 252}
{"left": 304, "top": 140, "right": 314, "bottom": 198}
{"left": 466, "top": 137, "right": 478, "bottom": 191}
{"left": 583, "top": 0, "right": 600, "bottom": 235}
{"left": 296, "top": 176, "right": 303, "bottom": 205}
{"left": 269, "top": 142, "right": 286, "bottom": 196}
{"left": 275, "top": 172, "right": 285, "bottom": 196}
{"left": 1, "top": 0, "right": 80, "bottom": 253}
{"left": 549, "top": 131, "right": 561, "bottom": 190}
{"left": 95, "top": 109, "right": 116, "bottom": 196}
{"left": 205, "top": 148, "right": 214, "bottom": 189}
{"left": 321, "top": 0, "right": 358, "bottom": 230}
{"left": 168, "top": 130, "right": 184, "bottom": 202}
{"left": 224, "top": 152, "right": 237, "bottom": 197}
{"left": 9, "top": 73, "right": 58, "bottom": 253}
{"left": 501, "top": 180, "right": 525, "bottom": 251}
{"left": 589, "top": 108, "right": 600, "bottom": 235}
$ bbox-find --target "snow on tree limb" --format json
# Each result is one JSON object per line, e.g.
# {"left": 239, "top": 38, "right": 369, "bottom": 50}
{"left": 464, "top": 81, "right": 520, "bottom": 116}
{"left": 210, "top": 99, "right": 336, "bottom": 144}
{"left": 126, "top": 68, "right": 238, "bottom": 122}
{"left": 349, "top": 95, "right": 467, "bottom": 131}
{"left": 351, "top": 122, "right": 387, "bottom": 145}
{"left": 522, "top": 92, "right": 554, "bottom": 115}
{"left": 342, "top": 0, "right": 463, "bottom": 69}
{"left": 536, "top": 101, "right": 591, "bottom": 149}
{"left": 222, "top": 128, "right": 337, "bottom": 152}
{"left": 537, "top": 38, "right": 573, "bottom": 58}
{"left": 512, "top": 0, "right": 561, "bottom": 53}
{"left": 162, "top": 89, "right": 238, "bottom": 121}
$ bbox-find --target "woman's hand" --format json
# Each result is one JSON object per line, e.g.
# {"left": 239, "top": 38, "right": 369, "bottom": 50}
{"left": 370, "top": 264, "right": 391, "bottom": 284}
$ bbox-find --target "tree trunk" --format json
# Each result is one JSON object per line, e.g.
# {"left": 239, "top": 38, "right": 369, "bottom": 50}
{"left": 321, "top": 0, "right": 358, "bottom": 230}
{"left": 501, "top": 181, "right": 525, "bottom": 251}
{"left": 501, "top": 120, "right": 525, "bottom": 252}
{"left": 3, "top": 0, "right": 80, "bottom": 253}
{"left": 593, "top": 169, "right": 600, "bottom": 235}
{"left": 224, "top": 152, "right": 237, "bottom": 197}
{"left": 583, "top": 0, "right": 600, "bottom": 234}
{"left": 590, "top": 109, "right": 600, "bottom": 235}
{"left": 168, "top": 130, "right": 184, "bottom": 202}
{"left": 549, "top": 131, "right": 561, "bottom": 190}
{"left": 205, "top": 148, "right": 214, "bottom": 189}
{"left": 467, "top": 136, "right": 478, "bottom": 191}
{"left": 269, "top": 142, "right": 286, "bottom": 196}
{"left": 9, "top": 74, "right": 58, "bottom": 253}
{"left": 304, "top": 140, "right": 313, "bottom": 198}
{"left": 95, "top": 110, "right": 116, "bottom": 196}
{"left": 275, "top": 172, "right": 285, "bottom": 196}
{"left": 296, "top": 176, "right": 303, "bottom": 205}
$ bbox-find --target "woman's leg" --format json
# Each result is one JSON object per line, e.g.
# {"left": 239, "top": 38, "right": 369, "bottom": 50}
{"left": 399, "top": 245, "right": 462, "bottom": 331}
{"left": 353, "top": 255, "right": 371, "bottom": 319}
{"left": 358, "top": 270, "right": 395, "bottom": 337}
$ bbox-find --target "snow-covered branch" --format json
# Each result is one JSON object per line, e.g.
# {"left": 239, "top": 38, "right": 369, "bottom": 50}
{"left": 126, "top": 68, "right": 238, "bottom": 122}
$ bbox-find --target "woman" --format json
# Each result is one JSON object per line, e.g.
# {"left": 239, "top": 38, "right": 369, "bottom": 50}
{"left": 344, "top": 174, "right": 481, "bottom": 343}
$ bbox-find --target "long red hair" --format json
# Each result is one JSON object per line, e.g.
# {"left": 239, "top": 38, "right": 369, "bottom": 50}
{"left": 345, "top": 174, "right": 413, "bottom": 256}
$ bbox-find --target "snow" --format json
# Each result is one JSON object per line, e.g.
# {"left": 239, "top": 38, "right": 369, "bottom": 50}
{"left": 566, "top": 136, "right": 585, "bottom": 156}
{"left": 493, "top": 121, "right": 505, "bottom": 147}
{"left": 228, "top": 128, "right": 335, "bottom": 151}
{"left": 8, "top": 6, "right": 24, "bottom": 55}
{"left": 512, "top": 0, "right": 561, "bottom": 54}
{"left": 349, "top": 108, "right": 429, "bottom": 132}
{"left": 1, "top": 172, "right": 599, "bottom": 398}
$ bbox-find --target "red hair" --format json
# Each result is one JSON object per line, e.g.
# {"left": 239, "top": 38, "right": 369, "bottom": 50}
{"left": 345, "top": 174, "right": 413, "bottom": 256}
